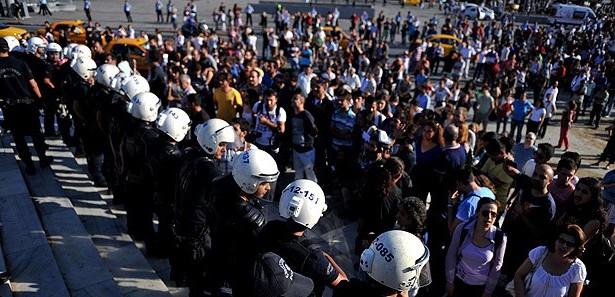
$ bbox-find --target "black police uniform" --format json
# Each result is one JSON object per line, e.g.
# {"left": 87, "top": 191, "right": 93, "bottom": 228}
{"left": 121, "top": 120, "right": 160, "bottom": 251}
{"left": 0, "top": 53, "right": 51, "bottom": 169}
{"left": 171, "top": 146, "right": 222, "bottom": 295}
{"left": 45, "top": 60, "right": 73, "bottom": 142}
{"left": 11, "top": 52, "right": 52, "bottom": 129}
{"left": 80, "top": 82, "right": 109, "bottom": 186}
{"left": 60, "top": 62, "right": 86, "bottom": 153}
{"left": 209, "top": 173, "right": 267, "bottom": 297}
{"left": 103, "top": 91, "right": 132, "bottom": 204}
{"left": 258, "top": 220, "right": 340, "bottom": 297}
{"left": 145, "top": 134, "right": 183, "bottom": 256}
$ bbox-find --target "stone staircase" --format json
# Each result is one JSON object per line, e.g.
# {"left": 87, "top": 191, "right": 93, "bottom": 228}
{"left": 0, "top": 133, "right": 173, "bottom": 297}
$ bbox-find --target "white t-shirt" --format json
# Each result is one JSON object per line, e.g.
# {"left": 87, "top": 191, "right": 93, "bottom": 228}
{"left": 529, "top": 108, "right": 546, "bottom": 122}
{"left": 252, "top": 103, "right": 287, "bottom": 147}
{"left": 524, "top": 246, "right": 586, "bottom": 297}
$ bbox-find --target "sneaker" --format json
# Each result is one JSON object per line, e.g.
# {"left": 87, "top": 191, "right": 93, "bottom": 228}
{"left": 40, "top": 156, "right": 54, "bottom": 168}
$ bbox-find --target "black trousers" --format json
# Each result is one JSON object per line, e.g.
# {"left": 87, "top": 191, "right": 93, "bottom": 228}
{"left": 3, "top": 103, "right": 48, "bottom": 162}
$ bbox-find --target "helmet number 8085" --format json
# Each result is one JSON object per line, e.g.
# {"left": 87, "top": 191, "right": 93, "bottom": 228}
{"left": 374, "top": 242, "right": 395, "bottom": 262}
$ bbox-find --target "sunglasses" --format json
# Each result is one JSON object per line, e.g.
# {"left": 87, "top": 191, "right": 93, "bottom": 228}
{"left": 557, "top": 237, "right": 578, "bottom": 248}
{"left": 481, "top": 210, "right": 498, "bottom": 218}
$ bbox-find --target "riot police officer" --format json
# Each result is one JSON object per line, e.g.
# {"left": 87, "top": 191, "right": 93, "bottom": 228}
{"left": 61, "top": 44, "right": 93, "bottom": 155}
{"left": 92, "top": 64, "right": 120, "bottom": 189}
{"left": 72, "top": 57, "right": 108, "bottom": 186}
{"left": 146, "top": 107, "right": 191, "bottom": 258}
{"left": 44, "top": 42, "right": 73, "bottom": 143}
{"left": 108, "top": 73, "right": 150, "bottom": 204}
{"left": 209, "top": 149, "right": 279, "bottom": 297}
{"left": 172, "top": 118, "right": 235, "bottom": 296}
{"left": 258, "top": 179, "right": 349, "bottom": 297}
{"left": 333, "top": 230, "right": 431, "bottom": 297}
{"left": 120, "top": 91, "right": 161, "bottom": 254}
{"left": 0, "top": 37, "right": 52, "bottom": 175}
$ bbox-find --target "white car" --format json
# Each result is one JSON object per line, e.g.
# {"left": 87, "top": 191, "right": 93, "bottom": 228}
{"left": 461, "top": 3, "right": 496, "bottom": 20}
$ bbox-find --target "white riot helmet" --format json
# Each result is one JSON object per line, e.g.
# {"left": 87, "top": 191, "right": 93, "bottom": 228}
{"left": 3, "top": 36, "right": 20, "bottom": 52}
{"left": 156, "top": 108, "right": 192, "bottom": 142}
{"left": 96, "top": 64, "right": 120, "bottom": 88}
{"left": 232, "top": 150, "right": 280, "bottom": 195}
{"left": 71, "top": 44, "right": 92, "bottom": 59}
{"left": 127, "top": 92, "right": 161, "bottom": 122}
{"left": 111, "top": 72, "right": 129, "bottom": 92}
{"left": 360, "top": 230, "right": 431, "bottom": 293}
{"left": 27, "top": 37, "right": 47, "bottom": 55}
{"left": 63, "top": 43, "right": 78, "bottom": 59}
{"left": 121, "top": 75, "right": 150, "bottom": 99}
{"left": 279, "top": 179, "right": 327, "bottom": 229}
{"left": 46, "top": 42, "right": 62, "bottom": 56}
{"left": 70, "top": 57, "right": 98, "bottom": 81}
{"left": 194, "top": 118, "right": 235, "bottom": 154}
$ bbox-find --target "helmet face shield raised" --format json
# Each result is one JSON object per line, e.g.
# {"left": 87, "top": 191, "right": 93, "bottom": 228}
{"left": 360, "top": 230, "right": 431, "bottom": 292}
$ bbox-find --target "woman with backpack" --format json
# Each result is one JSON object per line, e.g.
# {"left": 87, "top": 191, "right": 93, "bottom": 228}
{"left": 445, "top": 198, "right": 507, "bottom": 297}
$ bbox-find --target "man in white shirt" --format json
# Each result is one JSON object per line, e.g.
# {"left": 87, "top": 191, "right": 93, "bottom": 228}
{"left": 459, "top": 41, "right": 476, "bottom": 79}
{"left": 543, "top": 80, "right": 559, "bottom": 107}
{"left": 297, "top": 65, "right": 317, "bottom": 97}
{"left": 252, "top": 89, "right": 286, "bottom": 156}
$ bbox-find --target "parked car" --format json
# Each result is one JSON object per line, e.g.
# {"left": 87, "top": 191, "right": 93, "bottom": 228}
{"left": 0, "top": 23, "right": 27, "bottom": 40}
{"left": 103, "top": 37, "right": 149, "bottom": 74}
{"left": 37, "top": 20, "right": 91, "bottom": 45}
{"left": 413, "top": 34, "right": 462, "bottom": 57}
{"left": 322, "top": 26, "right": 351, "bottom": 49}
{"left": 461, "top": 3, "right": 496, "bottom": 20}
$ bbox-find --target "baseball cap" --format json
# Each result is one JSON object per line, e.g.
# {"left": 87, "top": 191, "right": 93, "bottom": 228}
{"left": 0, "top": 38, "right": 9, "bottom": 51}
{"left": 254, "top": 252, "right": 314, "bottom": 297}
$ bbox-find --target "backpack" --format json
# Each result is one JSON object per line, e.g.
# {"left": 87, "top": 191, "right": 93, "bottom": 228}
{"left": 253, "top": 101, "right": 282, "bottom": 148}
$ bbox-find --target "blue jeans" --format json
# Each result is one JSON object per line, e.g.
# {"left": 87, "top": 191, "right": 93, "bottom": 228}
{"left": 510, "top": 119, "right": 525, "bottom": 143}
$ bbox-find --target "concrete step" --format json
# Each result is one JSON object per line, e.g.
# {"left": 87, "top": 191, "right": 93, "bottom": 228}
{"left": 43, "top": 139, "right": 172, "bottom": 297}
{"left": 0, "top": 220, "right": 14, "bottom": 297}
{"left": 0, "top": 134, "right": 70, "bottom": 297}
{"left": 16, "top": 141, "right": 125, "bottom": 296}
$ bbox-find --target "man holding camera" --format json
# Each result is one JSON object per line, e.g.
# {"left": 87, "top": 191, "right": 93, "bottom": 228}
{"left": 251, "top": 89, "right": 286, "bottom": 158}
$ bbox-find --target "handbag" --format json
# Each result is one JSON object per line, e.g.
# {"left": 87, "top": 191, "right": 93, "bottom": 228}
{"left": 504, "top": 248, "right": 548, "bottom": 296}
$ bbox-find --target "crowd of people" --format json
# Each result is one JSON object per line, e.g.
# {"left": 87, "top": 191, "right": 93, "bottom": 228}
{"left": 2, "top": 1, "right": 615, "bottom": 296}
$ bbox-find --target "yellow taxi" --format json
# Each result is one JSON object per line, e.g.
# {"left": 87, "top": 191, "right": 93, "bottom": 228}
{"left": 322, "top": 26, "right": 351, "bottom": 49}
{"left": 401, "top": 0, "right": 421, "bottom": 5}
{"left": 414, "top": 34, "right": 462, "bottom": 57}
{"left": 0, "top": 22, "right": 27, "bottom": 40}
{"left": 103, "top": 37, "right": 149, "bottom": 74}
{"left": 37, "top": 20, "right": 89, "bottom": 45}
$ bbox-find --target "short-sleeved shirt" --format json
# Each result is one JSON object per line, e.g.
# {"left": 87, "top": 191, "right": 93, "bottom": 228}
{"left": 515, "top": 174, "right": 557, "bottom": 224}
{"left": 456, "top": 187, "right": 496, "bottom": 222}
{"left": 331, "top": 108, "right": 356, "bottom": 150}
{"left": 525, "top": 246, "right": 586, "bottom": 297}
{"left": 511, "top": 99, "right": 533, "bottom": 121}
{"left": 512, "top": 143, "right": 537, "bottom": 172}
{"left": 252, "top": 103, "right": 286, "bottom": 147}
{"left": 214, "top": 87, "right": 242, "bottom": 122}
{"left": 480, "top": 158, "right": 514, "bottom": 208}
{"left": 0, "top": 56, "right": 33, "bottom": 100}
